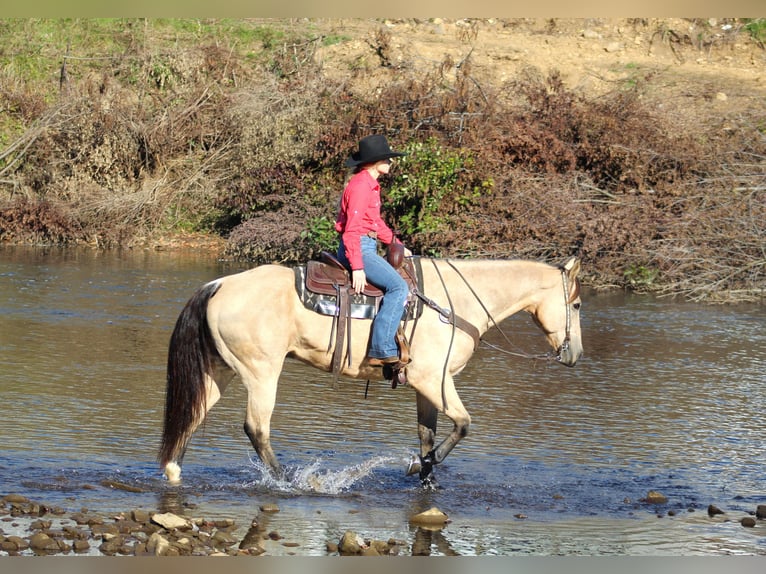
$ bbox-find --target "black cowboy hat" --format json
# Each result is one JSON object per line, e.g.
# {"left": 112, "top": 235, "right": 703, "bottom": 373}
{"left": 345, "top": 134, "right": 406, "bottom": 167}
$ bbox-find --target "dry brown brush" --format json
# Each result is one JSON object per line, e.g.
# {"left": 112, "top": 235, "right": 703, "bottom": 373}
{"left": 0, "top": 19, "right": 763, "bottom": 302}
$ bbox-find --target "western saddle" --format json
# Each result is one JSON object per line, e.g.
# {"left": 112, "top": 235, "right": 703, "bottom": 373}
{"left": 304, "top": 245, "right": 417, "bottom": 386}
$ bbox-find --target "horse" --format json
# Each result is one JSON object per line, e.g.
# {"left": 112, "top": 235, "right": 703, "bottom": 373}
{"left": 158, "top": 256, "right": 583, "bottom": 487}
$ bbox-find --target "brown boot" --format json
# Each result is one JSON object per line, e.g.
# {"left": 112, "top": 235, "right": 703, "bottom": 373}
{"left": 367, "top": 356, "right": 400, "bottom": 367}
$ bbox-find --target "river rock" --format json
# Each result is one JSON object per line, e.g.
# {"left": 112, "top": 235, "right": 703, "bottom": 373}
{"left": 338, "top": 530, "right": 366, "bottom": 554}
{"left": 131, "top": 509, "right": 151, "bottom": 523}
{"left": 151, "top": 512, "right": 190, "bottom": 530}
{"left": 147, "top": 532, "right": 171, "bottom": 555}
{"left": 259, "top": 503, "right": 280, "bottom": 513}
{"left": 29, "top": 532, "right": 58, "bottom": 551}
{"left": 756, "top": 505, "right": 766, "bottom": 519}
{"left": 211, "top": 529, "right": 237, "bottom": 547}
{"left": 708, "top": 504, "right": 725, "bottom": 517}
{"left": 2, "top": 536, "right": 29, "bottom": 551}
{"left": 741, "top": 517, "right": 756, "bottom": 528}
{"left": 643, "top": 491, "right": 668, "bottom": 504}
{"left": 409, "top": 507, "right": 449, "bottom": 526}
{"left": 3, "top": 494, "right": 29, "bottom": 504}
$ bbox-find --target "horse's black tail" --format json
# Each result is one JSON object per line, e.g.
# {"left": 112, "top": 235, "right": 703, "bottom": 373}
{"left": 158, "top": 280, "right": 223, "bottom": 469}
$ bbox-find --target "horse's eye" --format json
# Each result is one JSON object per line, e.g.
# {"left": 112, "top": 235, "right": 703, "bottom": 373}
{"left": 573, "top": 302, "right": 581, "bottom": 310}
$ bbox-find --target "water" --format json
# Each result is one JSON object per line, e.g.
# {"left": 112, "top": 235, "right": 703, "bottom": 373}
{"left": 1, "top": 245, "right": 765, "bottom": 555}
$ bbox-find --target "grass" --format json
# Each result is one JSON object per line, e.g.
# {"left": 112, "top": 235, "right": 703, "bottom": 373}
{"left": 744, "top": 18, "right": 766, "bottom": 44}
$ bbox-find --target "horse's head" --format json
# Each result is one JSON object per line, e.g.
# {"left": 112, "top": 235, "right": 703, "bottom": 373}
{"left": 530, "top": 256, "right": 583, "bottom": 367}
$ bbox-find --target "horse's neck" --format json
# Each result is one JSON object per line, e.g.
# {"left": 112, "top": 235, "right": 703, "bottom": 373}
{"left": 425, "top": 258, "right": 555, "bottom": 331}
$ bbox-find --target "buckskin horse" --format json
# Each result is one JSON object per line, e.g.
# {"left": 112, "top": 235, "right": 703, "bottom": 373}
{"left": 158, "top": 256, "right": 583, "bottom": 487}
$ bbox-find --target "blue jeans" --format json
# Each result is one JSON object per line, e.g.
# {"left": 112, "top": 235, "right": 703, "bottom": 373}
{"left": 338, "top": 236, "right": 409, "bottom": 358}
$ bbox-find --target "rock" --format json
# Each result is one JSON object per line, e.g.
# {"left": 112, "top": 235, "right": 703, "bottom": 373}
{"left": 370, "top": 539, "right": 391, "bottom": 554}
{"left": 338, "top": 530, "right": 365, "bottom": 555}
{"left": 151, "top": 512, "right": 190, "bottom": 530}
{"left": 100, "top": 480, "right": 144, "bottom": 493}
{"left": 644, "top": 491, "right": 668, "bottom": 504}
{"left": 605, "top": 42, "right": 623, "bottom": 53}
{"left": 98, "top": 538, "right": 122, "bottom": 555}
{"left": 70, "top": 512, "right": 91, "bottom": 525}
{"left": 72, "top": 539, "right": 90, "bottom": 552}
{"left": 259, "top": 503, "right": 280, "bottom": 513}
{"left": 29, "top": 532, "right": 58, "bottom": 551}
{"left": 1, "top": 540, "right": 18, "bottom": 552}
{"left": 756, "top": 505, "right": 766, "bottom": 519}
{"left": 211, "top": 529, "right": 237, "bottom": 547}
{"left": 409, "top": 507, "right": 449, "bottom": 526}
{"left": 147, "top": 532, "right": 171, "bottom": 556}
{"left": 715, "top": 92, "right": 728, "bottom": 101}
{"left": 2, "top": 536, "right": 29, "bottom": 551}
{"left": 3, "top": 494, "right": 29, "bottom": 504}
{"left": 708, "top": 504, "right": 725, "bottom": 516}
{"left": 741, "top": 517, "right": 756, "bottom": 528}
{"left": 30, "top": 519, "right": 52, "bottom": 530}
{"left": 131, "top": 509, "right": 151, "bottom": 523}
{"left": 90, "top": 523, "right": 119, "bottom": 538}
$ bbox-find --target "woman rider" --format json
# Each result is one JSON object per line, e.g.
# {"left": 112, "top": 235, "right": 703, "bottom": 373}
{"left": 335, "top": 134, "right": 411, "bottom": 366}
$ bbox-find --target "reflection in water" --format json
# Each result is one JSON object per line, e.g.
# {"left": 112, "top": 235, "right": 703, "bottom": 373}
{"left": 411, "top": 527, "right": 459, "bottom": 556}
{"left": 1, "top": 245, "right": 765, "bottom": 555}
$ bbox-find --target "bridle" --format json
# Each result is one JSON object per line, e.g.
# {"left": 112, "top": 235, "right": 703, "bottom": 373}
{"left": 445, "top": 261, "right": 578, "bottom": 363}
{"left": 558, "top": 267, "right": 574, "bottom": 360}
{"left": 405, "top": 258, "right": 578, "bottom": 411}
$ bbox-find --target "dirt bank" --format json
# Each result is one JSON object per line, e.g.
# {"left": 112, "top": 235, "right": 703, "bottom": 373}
{"left": 1, "top": 18, "right": 764, "bottom": 301}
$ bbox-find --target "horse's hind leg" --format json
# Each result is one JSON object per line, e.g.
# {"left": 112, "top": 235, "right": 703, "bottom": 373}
{"left": 165, "top": 369, "right": 233, "bottom": 482}
{"left": 239, "top": 358, "right": 283, "bottom": 476}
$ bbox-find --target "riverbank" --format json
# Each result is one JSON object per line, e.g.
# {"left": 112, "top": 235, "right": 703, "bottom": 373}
{"left": 1, "top": 18, "right": 764, "bottom": 302}
{"left": 3, "top": 492, "right": 765, "bottom": 557}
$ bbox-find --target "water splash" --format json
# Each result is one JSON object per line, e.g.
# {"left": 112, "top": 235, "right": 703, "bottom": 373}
{"left": 245, "top": 455, "right": 398, "bottom": 494}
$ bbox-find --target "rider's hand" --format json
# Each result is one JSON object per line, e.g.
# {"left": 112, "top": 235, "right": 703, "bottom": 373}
{"left": 403, "top": 246, "right": 412, "bottom": 257}
{"left": 351, "top": 269, "right": 366, "bottom": 294}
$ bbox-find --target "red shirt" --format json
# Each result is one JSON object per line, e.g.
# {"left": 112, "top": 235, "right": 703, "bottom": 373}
{"left": 334, "top": 170, "right": 396, "bottom": 270}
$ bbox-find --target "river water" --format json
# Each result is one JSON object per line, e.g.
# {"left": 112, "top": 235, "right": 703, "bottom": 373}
{"left": 1, "top": 245, "right": 764, "bottom": 556}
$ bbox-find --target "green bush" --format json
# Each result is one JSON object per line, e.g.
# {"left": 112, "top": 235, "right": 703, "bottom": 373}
{"left": 386, "top": 138, "right": 487, "bottom": 237}
{"left": 300, "top": 215, "right": 337, "bottom": 253}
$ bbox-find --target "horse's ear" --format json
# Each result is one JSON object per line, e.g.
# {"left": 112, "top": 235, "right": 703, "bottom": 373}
{"left": 562, "top": 256, "right": 581, "bottom": 278}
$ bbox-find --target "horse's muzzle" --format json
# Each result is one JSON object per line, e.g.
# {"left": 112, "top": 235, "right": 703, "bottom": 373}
{"left": 556, "top": 341, "right": 582, "bottom": 367}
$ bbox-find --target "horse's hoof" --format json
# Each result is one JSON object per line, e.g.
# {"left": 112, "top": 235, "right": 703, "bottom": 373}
{"left": 421, "top": 474, "right": 441, "bottom": 491}
{"left": 164, "top": 462, "right": 182, "bottom": 484}
{"left": 406, "top": 455, "right": 421, "bottom": 476}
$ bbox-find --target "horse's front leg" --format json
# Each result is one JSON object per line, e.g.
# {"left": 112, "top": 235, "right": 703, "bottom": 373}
{"left": 408, "top": 376, "right": 471, "bottom": 489}
{"left": 409, "top": 391, "right": 439, "bottom": 487}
